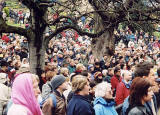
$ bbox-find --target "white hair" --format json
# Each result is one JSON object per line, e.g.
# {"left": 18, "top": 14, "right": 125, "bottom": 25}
{"left": 95, "top": 82, "right": 111, "bottom": 97}
{"left": 122, "top": 70, "right": 131, "bottom": 77}
{"left": 102, "top": 69, "right": 108, "bottom": 76}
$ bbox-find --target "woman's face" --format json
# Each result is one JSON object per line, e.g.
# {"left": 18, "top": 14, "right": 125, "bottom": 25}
{"left": 32, "top": 77, "right": 40, "bottom": 99}
{"left": 104, "top": 87, "right": 113, "bottom": 99}
{"left": 143, "top": 87, "right": 154, "bottom": 103}
{"left": 64, "top": 70, "right": 69, "bottom": 76}
{"left": 81, "top": 82, "right": 90, "bottom": 96}
{"left": 147, "top": 69, "right": 157, "bottom": 85}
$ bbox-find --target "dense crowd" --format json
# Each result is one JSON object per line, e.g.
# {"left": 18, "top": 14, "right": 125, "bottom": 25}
{"left": 1, "top": 6, "right": 160, "bottom": 115}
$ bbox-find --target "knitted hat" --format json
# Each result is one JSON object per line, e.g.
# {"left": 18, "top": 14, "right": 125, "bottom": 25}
{"left": 51, "top": 75, "right": 66, "bottom": 90}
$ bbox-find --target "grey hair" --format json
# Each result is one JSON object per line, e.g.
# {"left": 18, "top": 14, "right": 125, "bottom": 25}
{"left": 122, "top": 70, "right": 131, "bottom": 78}
{"left": 95, "top": 82, "right": 111, "bottom": 97}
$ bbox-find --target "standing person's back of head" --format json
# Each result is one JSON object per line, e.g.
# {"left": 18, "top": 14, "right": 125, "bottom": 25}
{"left": 134, "top": 61, "right": 153, "bottom": 78}
{"left": 0, "top": 60, "right": 8, "bottom": 67}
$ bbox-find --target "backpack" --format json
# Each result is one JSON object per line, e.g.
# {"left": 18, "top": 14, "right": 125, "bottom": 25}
{"left": 41, "top": 93, "right": 57, "bottom": 115}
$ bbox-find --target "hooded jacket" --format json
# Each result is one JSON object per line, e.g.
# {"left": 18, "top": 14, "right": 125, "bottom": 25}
{"left": 93, "top": 97, "right": 118, "bottom": 115}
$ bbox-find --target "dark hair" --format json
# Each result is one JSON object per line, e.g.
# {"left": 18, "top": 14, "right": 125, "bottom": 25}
{"left": 134, "top": 61, "right": 153, "bottom": 77}
{"left": 0, "top": 60, "right": 9, "bottom": 67}
{"left": 81, "top": 70, "right": 89, "bottom": 77}
{"left": 120, "top": 63, "right": 125, "bottom": 69}
{"left": 95, "top": 62, "right": 100, "bottom": 66}
{"left": 114, "top": 66, "right": 120, "bottom": 74}
{"left": 89, "top": 81, "right": 96, "bottom": 88}
{"left": 129, "top": 77, "right": 151, "bottom": 106}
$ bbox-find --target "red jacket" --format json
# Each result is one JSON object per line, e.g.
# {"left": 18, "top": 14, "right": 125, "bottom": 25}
{"left": 2, "top": 35, "right": 10, "bottom": 43}
{"left": 115, "top": 81, "right": 130, "bottom": 105}
{"left": 111, "top": 75, "right": 122, "bottom": 91}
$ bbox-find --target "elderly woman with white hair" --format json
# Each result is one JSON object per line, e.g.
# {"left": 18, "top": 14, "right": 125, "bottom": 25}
{"left": 93, "top": 82, "right": 118, "bottom": 115}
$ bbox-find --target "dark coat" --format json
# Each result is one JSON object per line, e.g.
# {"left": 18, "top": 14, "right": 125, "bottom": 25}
{"left": 128, "top": 106, "right": 151, "bottom": 115}
{"left": 67, "top": 94, "right": 95, "bottom": 115}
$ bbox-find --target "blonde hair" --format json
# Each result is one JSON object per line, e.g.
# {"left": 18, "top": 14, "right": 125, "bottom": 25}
{"left": 72, "top": 75, "right": 88, "bottom": 93}
{"left": 31, "top": 74, "right": 40, "bottom": 83}
{"left": 76, "top": 63, "right": 84, "bottom": 71}
{"left": 45, "top": 71, "right": 55, "bottom": 81}
{"left": 95, "top": 82, "right": 111, "bottom": 97}
{"left": 60, "top": 67, "right": 68, "bottom": 74}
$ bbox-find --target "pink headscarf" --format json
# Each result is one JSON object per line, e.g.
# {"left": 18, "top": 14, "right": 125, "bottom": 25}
{"left": 11, "top": 73, "right": 42, "bottom": 115}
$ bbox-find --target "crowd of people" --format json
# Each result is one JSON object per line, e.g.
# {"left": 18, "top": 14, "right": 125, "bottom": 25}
{"left": 0, "top": 25, "right": 160, "bottom": 115}
{"left": 1, "top": 3, "right": 160, "bottom": 115}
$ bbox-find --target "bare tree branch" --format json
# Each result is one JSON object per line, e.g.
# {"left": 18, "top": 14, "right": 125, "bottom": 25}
{"left": 48, "top": 16, "right": 77, "bottom": 25}
{"left": 0, "top": 15, "right": 28, "bottom": 38}
{"left": 44, "top": 24, "right": 110, "bottom": 45}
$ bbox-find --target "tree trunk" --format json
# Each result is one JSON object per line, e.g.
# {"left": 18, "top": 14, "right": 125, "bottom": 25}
{"left": 91, "top": 15, "right": 115, "bottom": 61}
{"left": 29, "top": 39, "right": 46, "bottom": 74}
{"left": 28, "top": 8, "right": 47, "bottom": 75}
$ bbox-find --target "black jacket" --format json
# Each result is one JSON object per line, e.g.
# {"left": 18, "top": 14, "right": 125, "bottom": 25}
{"left": 128, "top": 106, "right": 152, "bottom": 115}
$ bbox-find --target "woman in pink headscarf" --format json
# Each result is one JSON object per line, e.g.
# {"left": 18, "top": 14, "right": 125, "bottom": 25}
{"left": 7, "top": 73, "right": 42, "bottom": 115}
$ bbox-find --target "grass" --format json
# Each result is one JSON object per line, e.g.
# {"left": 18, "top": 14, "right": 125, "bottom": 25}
{"left": 6, "top": 18, "right": 25, "bottom": 28}
{"left": 5, "top": 0, "right": 27, "bottom": 10}
{"left": 153, "top": 32, "right": 160, "bottom": 40}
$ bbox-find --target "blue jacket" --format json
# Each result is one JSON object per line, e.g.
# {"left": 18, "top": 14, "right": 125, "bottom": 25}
{"left": 93, "top": 97, "right": 118, "bottom": 115}
{"left": 67, "top": 94, "right": 95, "bottom": 115}
{"left": 57, "top": 57, "right": 64, "bottom": 67}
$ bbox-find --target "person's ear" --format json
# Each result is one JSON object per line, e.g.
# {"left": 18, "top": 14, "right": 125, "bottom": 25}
{"left": 143, "top": 76, "right": 147, "bottom": 79}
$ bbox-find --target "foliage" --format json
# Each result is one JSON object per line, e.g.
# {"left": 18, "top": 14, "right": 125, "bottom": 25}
{"left": 6, "top": 0, "right": 27, "bottom": 9}
{"left": 89, "top": 0, "right": 160, "bottom": 35}
{"left": 3, "top": 7, "right": 9, "bottom": 17}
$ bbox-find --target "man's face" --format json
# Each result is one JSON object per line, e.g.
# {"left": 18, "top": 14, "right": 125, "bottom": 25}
{"left": 58, "top": 54, "right": 63, "bottom": 58}
{"left": 146, "top": 69, "right": 157, "bottom": 85}
{"left": 95, "top": 65, "right": 100, "bottom": 68}
{"left": 70, "top": 61, "right": 75, "bottom": 66}
{"left": 2, "top": 66, "right": 7, "bottom": 71}
{"left": 124, "top": 71, "right": 132, "bottom": 81}
{"left": 116, "top": 70, "right": 121, "bottom": 77}
{"left": 58, "top": 81, "right": 68, "bottom": 92}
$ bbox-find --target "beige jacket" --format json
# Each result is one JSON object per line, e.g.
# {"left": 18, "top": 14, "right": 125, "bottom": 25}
{"left": 0, "top": 83, "right": 11, "bottom": 114}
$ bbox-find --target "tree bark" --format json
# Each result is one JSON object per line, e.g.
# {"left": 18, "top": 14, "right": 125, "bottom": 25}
{"left": 29, "top": 38, "right": 46, "bottom": 74}
{"left": 28, "top": 8, "right": 47, "bottom": 75}
{"left": 91, "top": 15, "right": 115, "bottom": 61}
